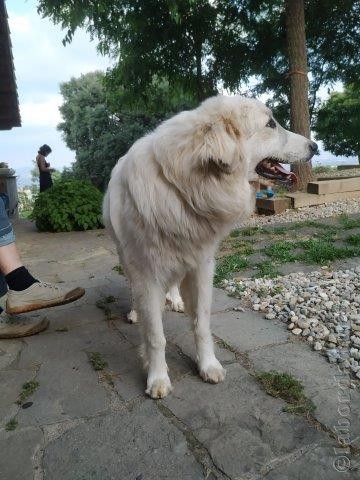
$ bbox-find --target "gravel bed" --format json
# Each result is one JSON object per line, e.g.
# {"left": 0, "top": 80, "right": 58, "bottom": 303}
{"left": 224, "top": 267, "right": 360, "bottom": 379}
{"left": 239, "top": 198, "right": 360, "bottom": 228}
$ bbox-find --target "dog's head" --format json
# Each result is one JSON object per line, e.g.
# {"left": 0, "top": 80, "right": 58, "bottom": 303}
{"left": 193, "top": 95, "right": 318, "bottom": 187}
{"left": 154, "top": 95, "right": 317, "bottom": 192}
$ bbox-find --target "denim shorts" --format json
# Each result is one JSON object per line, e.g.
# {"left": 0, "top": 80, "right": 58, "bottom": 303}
{"left": 0, "top": 195, "right": 15, "bottom": 247}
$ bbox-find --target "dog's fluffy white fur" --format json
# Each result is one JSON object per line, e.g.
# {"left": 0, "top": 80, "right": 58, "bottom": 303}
{"left": 103, "top": 95, "right": 315, "bottom": 398}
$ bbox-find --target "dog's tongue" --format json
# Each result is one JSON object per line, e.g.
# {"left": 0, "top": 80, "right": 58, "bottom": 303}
{"left": 272, "top": 163, "right": 297, "bottom": 185}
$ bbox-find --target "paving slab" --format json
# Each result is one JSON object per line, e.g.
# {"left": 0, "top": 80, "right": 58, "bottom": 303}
{"left": 163, "top": 363, "right": 329, "bottom": 479}
{"left": 113, "top": 310, "right": 191, "bottom": 346}
{"left": 14, "top": 323, "right": 130, "bottom": 426}
{"left": 15, "top": 353, "right": 110, "bottom": 427}
{"left": 0, "top": 339, "right": 23, "bottom": 369}
{"left": 171, "top": 331, "right": 236, "bottom": 364}
{"left": 43, "top": 303, "right": 108, "bottom": 333}
{"left": 249, "top": 342, "right": 360, "bottom": 450}
{"left": 106, "top": 343, "right": 194, "bottom": 402}
{"left": 211, "top": 310, "right": 289, "bottom": 352}
{"left": 42, "top": 401, "right": 205, "bottom": 480}
{"left": 265, "top": 443, "right": 358, "bottom": 480}
{"left": 211, "top": 288, "right": 239, "bottom": 313}
{"left": 0, "top": 426, "right": 43, "bottom": 480}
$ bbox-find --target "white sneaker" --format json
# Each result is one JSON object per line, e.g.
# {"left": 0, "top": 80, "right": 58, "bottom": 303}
{"left": 6, "top": 282, "right": 85, "bottom": 314}
{"left": 0, "top": 311, "right": 49, "bottom": 339}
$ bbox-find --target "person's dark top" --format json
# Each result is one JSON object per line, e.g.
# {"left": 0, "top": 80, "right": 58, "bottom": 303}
{"left": 37, "top": 154, "right": 53, "bottom": 192}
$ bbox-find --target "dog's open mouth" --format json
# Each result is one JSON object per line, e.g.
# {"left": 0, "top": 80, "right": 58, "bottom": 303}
{"left": 255, "top": 159, "right": 297, "bottom": 187}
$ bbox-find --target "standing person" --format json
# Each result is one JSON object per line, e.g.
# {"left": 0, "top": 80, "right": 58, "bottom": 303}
{"left": 37, "top": 144, "right": 54, "bottom": 192}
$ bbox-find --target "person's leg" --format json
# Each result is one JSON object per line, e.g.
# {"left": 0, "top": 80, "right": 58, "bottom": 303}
{"left": 0, "top": 274, "right": 8, "bottom": 308}
{"left": 0, "top": 198, "right": 49, "bottom": 338}
{"left": 0, "top": 197, "right": 84, "bottom": 336}
{"left": 0, "top": 242, "right": 23, "bottom": 275}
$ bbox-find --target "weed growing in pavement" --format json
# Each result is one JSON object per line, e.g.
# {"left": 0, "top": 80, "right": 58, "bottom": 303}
{"left": 5, "top": 418, "right": 18, "bottom": 431}
{"left": 256, "top": 371, "right": 315, "bottom": 416}
{"left": 16, "top": 381, "right": 40, "bottom": 405}
{"left": 88, "top": 352, "right": 108, "bottom": 371}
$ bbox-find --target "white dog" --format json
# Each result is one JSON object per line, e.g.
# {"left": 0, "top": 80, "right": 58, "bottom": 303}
{"left": 103, "top": 95, "right": 317, "bottom": 399}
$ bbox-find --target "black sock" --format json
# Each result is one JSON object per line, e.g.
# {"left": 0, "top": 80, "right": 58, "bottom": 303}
{"left": 5, "top": 267, "right": 38, "bottom": 291}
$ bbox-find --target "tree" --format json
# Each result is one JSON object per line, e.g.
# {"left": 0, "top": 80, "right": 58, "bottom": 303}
{"left": 227, "top": 0, "right": 359, "bottom": 124}
{"left": 58, "top": 71, "right": 195, "bottom": 186}
{"left": 37, "top": 0, "right": 359, "bottom": 187}
{"left": 37, "top": 0, "right": 249, "bottom": 102}
{"left": 284, "top": 0, "right": 313, "bottom": 189}
{"left": 314, "top": 84, "right": 360, "bottom": 163}
{"left": 37, "top": 0, "right": 359, "bottom": 114}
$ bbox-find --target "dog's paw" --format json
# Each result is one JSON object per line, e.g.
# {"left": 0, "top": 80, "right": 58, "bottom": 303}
{"left": 200, "top": 360, "right": 226, "bottom": 384}
{"left": 165, "top": 292, "right": 184, "bottom": 313}
{"left": 170, "top": 298, "right": 185, "bottom": 313}
{"left": 126, "top": 309, "right": 138, "bottom": 324}
{"left": 146, "top": 377, "right": 173, "bottom": 399}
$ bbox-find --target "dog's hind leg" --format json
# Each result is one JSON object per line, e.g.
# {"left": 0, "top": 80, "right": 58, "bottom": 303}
{"left": 133, "top": 280, "right": 172, "bottom": 399}
{"left": 165, "top": 285, "right": 184, "bottom": 312}
{"left": 128, "top": 285, "right": 183, "bottom": 323}
{"left": 181, "top": 256, "right": 226, "bottom": 384}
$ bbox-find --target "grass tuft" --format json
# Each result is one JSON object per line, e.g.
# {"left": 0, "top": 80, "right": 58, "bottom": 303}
{"left": 229, "top": 228, "right": 242, "bottom": 238}
{"left": 346, "top": 234, "right": 360, "bottom": 247}
{"left": 5, "top": 418, "right": 18, "bottom": 431}
{"left": 264, "top": 241, "right": 298, "bottom": 263}
{"left": 16, "top": 381, "right": 40, "bottom": 405}
{"left": 112, "top": 265, "right": 124, "bottom": 274}
{"left": 96, "top": 296, "right": 116, "bottom": 320}
{"left": 214, "top": 254, "right": 248, "bottom": 286}
{"left": 270, "top": 226, "right": 287, "bottom": 235}
{"left": 89, "top": 352, "right": 108, "bottom": 371}
{"left": 256, "top": 370, "right": 315, "bottom": 415}
{"left": 299, "top": 239, "right": 356, "bottom": 264}
{"left": 339, "top": 215, "right": 360, "bottom": 230}
{"left": 241, "top": 226, "right": 263, "bottom": 237}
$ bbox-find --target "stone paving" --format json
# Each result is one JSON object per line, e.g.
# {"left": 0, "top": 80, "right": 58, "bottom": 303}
{"left": 0, "top": 221, "right": 359, "bottom": 480}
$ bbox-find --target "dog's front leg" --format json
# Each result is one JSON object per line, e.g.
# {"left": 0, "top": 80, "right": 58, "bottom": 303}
{"left": 134, "top": 282, "right": 172, "bottom": 399}
{"left": 181, "top": 257, "right": 226, "bottom": 384}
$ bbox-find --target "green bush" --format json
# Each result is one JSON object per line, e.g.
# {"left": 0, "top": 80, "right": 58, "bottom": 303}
{"left": 32, "top": 181, "right": 103, "bottom": 232}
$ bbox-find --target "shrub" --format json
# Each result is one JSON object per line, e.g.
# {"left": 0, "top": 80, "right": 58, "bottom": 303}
{"left": 312, "top": 165, "right": 334, "bottom": 174}
{"left": 32, "top": 180, "right": 103, "bottom": 232}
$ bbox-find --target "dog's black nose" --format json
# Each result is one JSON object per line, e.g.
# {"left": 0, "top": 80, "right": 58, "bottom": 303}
{"left": 309, "top": 141, "right": 318, "bottom": 154}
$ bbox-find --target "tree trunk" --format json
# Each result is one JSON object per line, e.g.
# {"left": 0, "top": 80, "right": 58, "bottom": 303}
{"left": 285, "top": 0, "right": 314, "bottom": 190}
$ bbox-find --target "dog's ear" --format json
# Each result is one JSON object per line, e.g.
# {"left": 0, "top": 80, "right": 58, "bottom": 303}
{"left": 196, "top": 117, "right": 243, "bottom": 174}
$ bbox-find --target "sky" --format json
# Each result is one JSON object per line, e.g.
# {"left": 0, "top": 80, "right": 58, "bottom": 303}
{"left": 1, "top": 1, "right": 357, "bottom": 187}
{"left": 2, "top": 0, "right": 112, "bottom": 186}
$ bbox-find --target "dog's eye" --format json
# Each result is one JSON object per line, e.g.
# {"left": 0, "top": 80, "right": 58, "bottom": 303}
{"left": 266, "top": 118, "right": 276, "bottom": 129}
